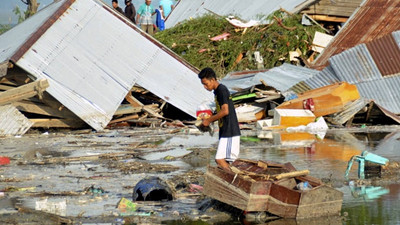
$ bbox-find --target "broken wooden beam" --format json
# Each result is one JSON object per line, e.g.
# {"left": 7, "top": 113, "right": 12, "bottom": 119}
{"left": 30, "top": 118, "right": 86, "bottom": 129}
{"left": 13, "top": 100, "right": 77, "bottom": 119}
{"left": 109, "top": 114, "right": 139, "bottom": 124}
{"left": 0, "top": 79, "right": 49, "bottom": 106}
{"left": 274, "top": 170, "right": 309, "bottom": 180}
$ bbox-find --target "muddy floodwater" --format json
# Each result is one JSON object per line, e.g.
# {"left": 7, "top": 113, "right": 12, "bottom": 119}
{"left": 1, "top": 125, "right": 400, "bottom": 224}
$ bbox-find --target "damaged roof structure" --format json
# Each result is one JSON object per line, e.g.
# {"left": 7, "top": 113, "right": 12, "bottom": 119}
{"left": 301, "top": 0, "right": 363, "bottom": 23}
{"left": 165, "top": 0, "right": 318, "bottom": 29}
{"left": 303, "top": 30, "right": 400, "bottom": 114}
{"left": 220, "top": 63, "right": 319, "bottom": 97}
{"left": 310, "top": 0, "right": 400, "bottom": 70}
{"left": 0, "top": 0, "right": 213, "bottom": 134}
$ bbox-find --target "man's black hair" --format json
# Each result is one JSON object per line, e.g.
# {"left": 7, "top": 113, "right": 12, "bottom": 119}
{"left": 112, "top": 0, "right": 118, "bottom": 3}
{"left": 198, "top": 67, "right": 216, "bottom": 80}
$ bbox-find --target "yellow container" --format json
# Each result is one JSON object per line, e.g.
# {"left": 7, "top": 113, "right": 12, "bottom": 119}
{"left": 277, "top": 82, "right": 360, "bottom": 117}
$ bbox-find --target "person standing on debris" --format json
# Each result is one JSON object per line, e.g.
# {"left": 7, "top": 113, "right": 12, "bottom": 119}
{"left": 198, "top": 68, "right": 241, "bottom": 172}
{"left": 124, "top": 0, "right": 136, "bottom": 24}
{"left": 136, "top": 0, "right": 156, "bottom": 35}
{"left": 159, "top": 0, "right": 174, "bottom": 18}
{"left": 112, "top": 0, "right": 124, "bottom": 14}
{"left": 155, "top": 5, "right": 165, "bottom": 31}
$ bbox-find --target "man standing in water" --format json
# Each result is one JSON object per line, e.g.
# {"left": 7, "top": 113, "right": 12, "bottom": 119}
{"left": 198, "top": 68, "right": 241, "bottom": 172}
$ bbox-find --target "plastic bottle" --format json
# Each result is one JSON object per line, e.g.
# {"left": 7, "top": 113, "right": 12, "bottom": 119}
{"left": 297, "top": 181, "right": 312, "bottom": 191}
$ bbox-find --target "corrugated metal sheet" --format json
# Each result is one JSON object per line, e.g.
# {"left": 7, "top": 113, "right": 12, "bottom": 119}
{"left": 311, "top": 0, "right": 400, "bottom": 70}
{"left": 220, "top": 63, "right": 318, "bottom": 93}
{"left": 303, "top": 65, "right": 340, "bottom": 90}
{"left": 301, "top": 0, "right": 363, "bottom": 18}
{"left": 165, "top": 0, "right": 317, "bottom": 29}
{"left": 0, "top": 0, "right": 213, "bottom": 131}
{"left": 0, "top": 105, "right": 33, "bottom": 136}
{"left": 329, "top": 44, "right": 382, "bottom": 83}
{"left": 356, "top": 77, "right": 400, "bottom": 114}
{"left": 0, "top": 0, "right": 65, "bottom": 65}
{"left": 304, "top": 30, "right": 400, "bottom": 113}
{"left": 366, "top": 33, "right": 400, "bottom": 76}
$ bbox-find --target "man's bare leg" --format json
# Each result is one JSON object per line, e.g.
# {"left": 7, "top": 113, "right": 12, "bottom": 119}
{"left": 216, "top": 159, "right": 232, "bottom": 172}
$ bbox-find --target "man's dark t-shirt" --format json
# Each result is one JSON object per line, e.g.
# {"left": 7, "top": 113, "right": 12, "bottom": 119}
{"left": 115, "top": 6, "right": 124, "bottom": 14}
{"left": 214, "top": 84, "right": 241, "bottom": 139}
{"left": 125, "top": 4, "right": 136, "bottom": 24}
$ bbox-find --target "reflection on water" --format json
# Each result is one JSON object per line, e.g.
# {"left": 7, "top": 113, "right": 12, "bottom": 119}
{"left": 342, "top": 183, "right": 400, "bottom": 225}
{"left": 237, "top": 130, "right": 400, "bottom": 225}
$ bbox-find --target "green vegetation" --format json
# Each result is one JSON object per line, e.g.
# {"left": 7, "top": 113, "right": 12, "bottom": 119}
{"left": 154, "top": 10, "right": 325, "bottom": 78}
{"left": 0, "top": 24, "right": 11, "bottom": 35}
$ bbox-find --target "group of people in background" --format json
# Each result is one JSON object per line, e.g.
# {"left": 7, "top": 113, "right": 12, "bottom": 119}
{"left": 111, "top": 0, "right": 174, "bottom": 35}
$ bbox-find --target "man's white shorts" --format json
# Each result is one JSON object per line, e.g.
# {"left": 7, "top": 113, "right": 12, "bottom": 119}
{"left": 216, "top": 136, "right": 240, "bottom": 162}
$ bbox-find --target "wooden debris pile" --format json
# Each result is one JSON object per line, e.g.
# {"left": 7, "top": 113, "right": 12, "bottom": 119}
{"left": 0, "top": 64, "right": 187, "bottom": 135}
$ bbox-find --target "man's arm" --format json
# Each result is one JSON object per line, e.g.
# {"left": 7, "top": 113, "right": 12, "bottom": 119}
{"left": 202, "top": 104, "right": 229, "bottom": 127}
{"left": 136, "top": 14, "right": 140, "bottom": 24}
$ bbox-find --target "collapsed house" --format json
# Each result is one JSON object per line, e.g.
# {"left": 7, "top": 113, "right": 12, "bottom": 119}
{"left": 0, "top": 0, "right": 213, "bottom": 135}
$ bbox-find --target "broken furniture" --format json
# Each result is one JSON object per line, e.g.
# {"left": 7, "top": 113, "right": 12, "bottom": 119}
{"left": 345, "top": 151, "right": 389, "bottom": 180}
{"left": 204, "top": 159, "right": 343, "bottom": 219}
{"left": 277, "top": 82, "right": 360, "bottom": 117}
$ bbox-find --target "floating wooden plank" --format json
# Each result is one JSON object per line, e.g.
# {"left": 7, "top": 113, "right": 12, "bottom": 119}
{"left": 30, "top": 118, "right": 86, "bottom": 129}
{"left": 0, "top": 79, "right": 49, "bottom": 106}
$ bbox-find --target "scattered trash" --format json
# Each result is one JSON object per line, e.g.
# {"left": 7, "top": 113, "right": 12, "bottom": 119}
{"left": 35, "top": 198, "right": 67, "bottom": 216}
{"left": 226, "top": 17, "right": 260, "bottom": 28}
{"left": 84, "top": 185, "right": 105, "bottom": 195}
{"left": 117, "top": 197, "right": 137, "bottom": 212}
{"left": 286, "top": 116, "right": 329, "bottom": 139}
{"left": 311, "top": 31, "right": 334, "bottom": 53}
{"left": 188, "top": 184, "right": 203, "bottom": 193}
{"left": 210, "top": 32, "right": 231, "bottom": 41}
{"left": 296, "top": 181, "right": 313, "bottom": 191}
{"left": 0, "top": 156, "right": 10, "bottom": 165}
{"left": 133, "top": 176, "right": 174, "bottom": 201}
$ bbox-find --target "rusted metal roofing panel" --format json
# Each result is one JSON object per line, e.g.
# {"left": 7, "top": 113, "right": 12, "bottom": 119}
{"left": 1, "top": 0, "right": 213, "bottom": 131}
{"left": 165, "top": 0, "right": 317, "bottom": 29}
{"left": 310, "top": 0, "right": 400, "bottom": 70}
{"left": 0, "top": 105, "right": 33, "bottom": 136}
{"left": 301, "top": 0, "right": 363, "bottom": 18}
{"left": 366, "top": 33, "right": 400, "bottom": 76}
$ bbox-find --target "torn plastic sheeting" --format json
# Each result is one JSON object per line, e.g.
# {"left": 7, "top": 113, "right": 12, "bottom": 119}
{"left": 226, "top": 17, "right": 260, "bottom": 28}
{"left": 133, "top": 176, "right": 173, "bottom": 201}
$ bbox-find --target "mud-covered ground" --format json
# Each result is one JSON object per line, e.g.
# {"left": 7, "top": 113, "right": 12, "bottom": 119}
{"left": 1, "top": 125, "right": 400, "bottom": 224}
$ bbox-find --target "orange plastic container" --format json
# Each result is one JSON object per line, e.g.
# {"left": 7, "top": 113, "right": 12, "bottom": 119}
{"left": 278, "top": 82, "right": 360, "bottom": 117}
